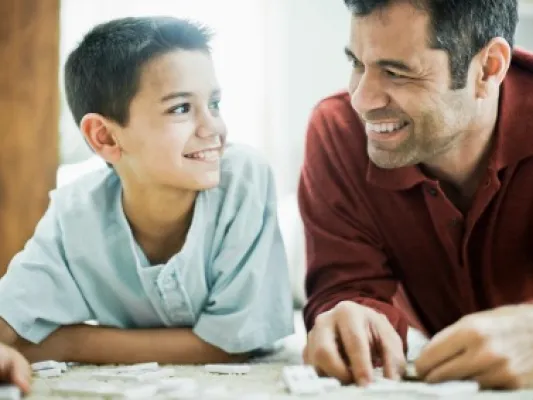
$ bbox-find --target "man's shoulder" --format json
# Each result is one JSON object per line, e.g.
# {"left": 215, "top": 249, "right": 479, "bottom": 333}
{"left": 305, "top": 91, "right": 368, "bottom": 167}
{"left": 314, "top": 91, "right": 354, "bottom": 115}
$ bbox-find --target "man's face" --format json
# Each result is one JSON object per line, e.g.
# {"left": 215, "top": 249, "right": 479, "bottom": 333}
{"left": 114, "top": 50, "right": 226, "bottom": 190}
{"left": 346, "top": 1, "right": 478, "bottom": 169}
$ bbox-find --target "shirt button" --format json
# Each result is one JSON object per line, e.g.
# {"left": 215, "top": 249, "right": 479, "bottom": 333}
{"left": 450, "top": 218, "right": 461, "bottom": 227}
{"left": 427, "top": 187, "right": 438, "bottom": 196}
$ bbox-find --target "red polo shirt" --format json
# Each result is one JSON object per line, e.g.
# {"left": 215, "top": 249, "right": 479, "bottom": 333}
{"left": 299, "top": 48, "right": 533, "bottom": 347}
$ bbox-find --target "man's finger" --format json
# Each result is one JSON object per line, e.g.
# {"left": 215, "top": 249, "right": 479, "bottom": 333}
{"left": 374, "top": 317, "right": 405, "bottom": 380}
{"left": 416, "top": 323, "right": 469, "bottom": 377}
{"left": 474, "top": 364, "right": 520, "bottom": 390}
{"left": 424, "top": 345, "right": 494, "bottom": 383}
{"left": 338, "top": 318, "right": 373, "bottom": 385}
{"left": 308, "top": 324, "right": 351, "bottom": 383}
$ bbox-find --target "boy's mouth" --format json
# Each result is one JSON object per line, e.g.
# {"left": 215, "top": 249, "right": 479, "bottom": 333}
{"left": 183, "top": 147, "right": 221, "bottom": 162}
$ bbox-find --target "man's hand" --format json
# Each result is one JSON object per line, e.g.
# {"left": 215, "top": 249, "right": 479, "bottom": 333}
{"left": 304, "top": 301, "right": 406, "bottom": 385}
{"left": 415, "top": 305, "right": 533, "bottom": 389}
{"left": 0, "top": 343, "right": 31, "bottom": 394}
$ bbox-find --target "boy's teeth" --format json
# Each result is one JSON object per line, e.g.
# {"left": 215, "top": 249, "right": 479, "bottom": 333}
{"left": 186, "top": 150, "right": 219, "bottom": 160}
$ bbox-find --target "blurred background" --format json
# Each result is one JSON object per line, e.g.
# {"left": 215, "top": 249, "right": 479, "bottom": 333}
{"left": 3, "top": 0, "right": 533, "bottom": 305}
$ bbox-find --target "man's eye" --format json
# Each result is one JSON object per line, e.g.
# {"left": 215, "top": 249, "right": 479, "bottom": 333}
{"left": 168, "top": 103, "right": 191, "bottom": 114}
{"left": 351, "top": 61, "right": 365, "bottom": 72}
{"left": 386, "top": 70, "right": 404, "bottom": 79}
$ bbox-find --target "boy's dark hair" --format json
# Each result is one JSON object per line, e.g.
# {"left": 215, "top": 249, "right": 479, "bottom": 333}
{"left": 344, "top": 0, "right": 518, "bottom": 89}
{"left": 65, "top": 16, "right": 212, "bottom": 127}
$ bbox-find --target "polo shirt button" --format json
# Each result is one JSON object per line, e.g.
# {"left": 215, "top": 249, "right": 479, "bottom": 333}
{"left": 428, "top": 187, "right": 438, "bottom": 196}
{"left": 450, "top": 218, "right": 461, "bottom": 227}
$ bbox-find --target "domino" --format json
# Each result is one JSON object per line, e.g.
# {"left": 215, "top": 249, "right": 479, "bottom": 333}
{"left": 52, "top": 380, "right": 158, "bottom": 398}
{"left": 35, "top": 367, "right": 62, "bottom": 378}
{"left": 92, "top": 367, "right": 174, "bottom": 382}
{"left": 204, "top": 364, "right": 251, "bottom": 375}
{"left": 31, "top": 360, "right": 67, "bottom": 373}
{"left": 410, "top": 380, "right": 480, "bottom": 396}
{"left": 31, "top": 360, "right": 59, "bottom": 371}
{"left": 319, "top": 377, "right": 341, "bottom": 390}
{"left": 116, "top": 362, "right": 160, "bottom": 372}
{"left": 0, "top": 385, "right": 20, "bottom": 400}
{"left": 281, "top": 365, "right": 324, "bottom": 395}
{"left": 366, "top": 379, "right": 479, "bottom": 396}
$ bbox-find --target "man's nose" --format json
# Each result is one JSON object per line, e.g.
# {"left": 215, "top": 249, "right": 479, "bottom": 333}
{"left": 349, "top": 72, "right": 390, "bottom": 115}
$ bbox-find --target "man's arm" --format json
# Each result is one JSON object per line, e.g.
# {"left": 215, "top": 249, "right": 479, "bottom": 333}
{"left": 14, "top": 324, "right": 248, "bottom": 364}
{"left": 299, "top": 98, "right": 409, "bottom": 346}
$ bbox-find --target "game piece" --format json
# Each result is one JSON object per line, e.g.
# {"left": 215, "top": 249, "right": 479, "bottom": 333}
{"left": 205, "top": 364, "right": 251, "bottom": 375}
{"left": 35, "top": 367, "right": 62, "bottom": 378}
{"left": 52, "top": 380, "right": 158, "bottom": 398}
{"left": 0, "top": 385, "right": 20, "bottom": 400}
{"left": 281, "top": 365, "right": 324, "bottom": 395}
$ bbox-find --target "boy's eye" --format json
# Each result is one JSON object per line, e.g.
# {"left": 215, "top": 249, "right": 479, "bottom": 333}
{"left": 168, "top": 103, "right": 191, "bottom": 114}
{"left": 209, "top": 99, "right": 221, "bottom": 111}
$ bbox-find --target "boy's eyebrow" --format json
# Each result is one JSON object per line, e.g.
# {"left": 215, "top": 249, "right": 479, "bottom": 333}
{"left": 160, "top": 92, "right": 193, "bottom": 102}
{"left": 160, "top": 89, "right": 222, "bottom": 103}
{"left": 344, "top": 46, "right": 415, "bottom": 73}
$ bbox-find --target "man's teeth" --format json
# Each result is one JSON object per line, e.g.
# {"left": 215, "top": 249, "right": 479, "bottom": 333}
{"left": 366, "top": 121, "right": 407, "bottom": 133}
{"left": 185, "top": 149, "right": 219, "bottom": 161}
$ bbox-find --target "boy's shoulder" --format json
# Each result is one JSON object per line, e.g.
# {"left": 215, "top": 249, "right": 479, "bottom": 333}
{"left": 51, "top": 166, "right": 119, "bottom": 214}
{"left": 218, "top": 143, "right": 273, "bottom": 192}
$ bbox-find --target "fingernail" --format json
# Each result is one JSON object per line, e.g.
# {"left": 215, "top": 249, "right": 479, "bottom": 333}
{"left": 358, "top": 377, "right": 370, "bottom": 386}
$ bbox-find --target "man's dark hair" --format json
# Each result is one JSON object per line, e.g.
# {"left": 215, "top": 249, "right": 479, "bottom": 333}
{"left": 344, "top": 0, "right": 518, "bottom": 89}
{"left": 65, "top": 16, "right": 212, "bottom": 127}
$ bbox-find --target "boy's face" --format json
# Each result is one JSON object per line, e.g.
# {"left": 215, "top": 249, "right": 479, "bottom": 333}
{"left": 113, "top": 50, "right": 226, "bottom": 191}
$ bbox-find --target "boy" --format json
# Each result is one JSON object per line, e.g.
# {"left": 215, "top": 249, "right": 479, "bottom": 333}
{"left": 0, "top": 16, "right": 293, "bottom": 364}
{"left": 0, "top": 343, "right": 30, "bottom": 394}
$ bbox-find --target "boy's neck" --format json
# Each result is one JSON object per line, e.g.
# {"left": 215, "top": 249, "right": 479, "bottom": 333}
{"left": 121, "top": 183, "right": 197, "bottom": 265}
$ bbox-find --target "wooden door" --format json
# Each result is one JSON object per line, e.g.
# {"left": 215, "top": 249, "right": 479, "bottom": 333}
{"left": 0, "top": 0, "right": 60, "bottom": 276}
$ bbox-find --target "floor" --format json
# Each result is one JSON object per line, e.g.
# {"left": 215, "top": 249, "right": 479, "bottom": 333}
{"left": 23, "top": 312, "right": 533, "bottom": 399}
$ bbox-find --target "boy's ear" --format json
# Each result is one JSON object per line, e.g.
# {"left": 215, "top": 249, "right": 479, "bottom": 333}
{"left": 80, "top": 114, "right": 122, "bottom": 164}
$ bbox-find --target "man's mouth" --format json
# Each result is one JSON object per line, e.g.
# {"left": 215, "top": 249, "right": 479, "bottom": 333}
{"left": 366, "top": 121, "right": 409, "bottom": 134}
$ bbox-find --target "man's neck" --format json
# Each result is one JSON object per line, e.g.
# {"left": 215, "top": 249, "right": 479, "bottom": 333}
{"left": 421, "top": 98, "right": 499, "bottom": 210}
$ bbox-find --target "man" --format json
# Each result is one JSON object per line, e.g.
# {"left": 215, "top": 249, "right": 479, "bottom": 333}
{"left": 0, "top": 343, "right": 30, "bottom": 394}
{"left": 300, "top": 0, "right": 533, "bottom": 390}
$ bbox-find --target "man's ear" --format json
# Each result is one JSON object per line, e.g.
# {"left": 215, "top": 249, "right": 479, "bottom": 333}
{"left": 79, "top": 113, "right": 122, "bottom": 164}
{"left": 475, "top": 37, "right": 511, "bottom": 99}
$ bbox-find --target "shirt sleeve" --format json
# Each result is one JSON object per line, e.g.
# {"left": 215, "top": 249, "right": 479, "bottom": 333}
{"left": 193, "top": 161, "right": 294, "bottom": 354}
{"left": 0, "top": 192, "right": 93, "bottom": 344}
{"left": 299, "top": 104, "right": 409, "bottom": 350}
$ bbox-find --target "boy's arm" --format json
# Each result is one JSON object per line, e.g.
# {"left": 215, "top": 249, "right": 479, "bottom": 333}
{"left": 15, "top": 325, "right": 248, "bottom": 364}
{"left": 0, "top": 318, "right": 18, "bottom": 347}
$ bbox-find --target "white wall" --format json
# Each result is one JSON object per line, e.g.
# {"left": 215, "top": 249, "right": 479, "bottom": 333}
{"left": 267, "top": 0, "right": 351, "bottom": 195}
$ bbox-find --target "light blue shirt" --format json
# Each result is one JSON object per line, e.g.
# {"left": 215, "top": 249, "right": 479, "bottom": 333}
{"left": 0, "top": 144, "right": 294, "bottom": 353}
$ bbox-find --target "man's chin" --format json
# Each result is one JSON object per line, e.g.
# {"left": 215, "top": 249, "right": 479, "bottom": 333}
{"left": 368, "top": 148, "right": 415, "bottom": 170}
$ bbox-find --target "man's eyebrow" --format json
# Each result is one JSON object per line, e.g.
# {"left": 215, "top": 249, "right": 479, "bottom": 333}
{"left": 344, "top": 46, "right": 416, "bottom": 73}
{"left": 376, "top": 59, "right": 415, "bottom": 73}
{"left": 160, "top": 89, "right": 222, "bottom": 103}
{"left": 344, "top": 46, "right": 358, "bottom": 62}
